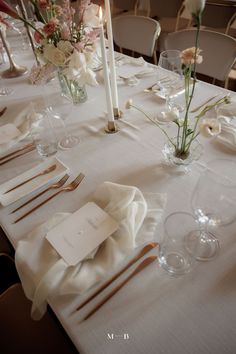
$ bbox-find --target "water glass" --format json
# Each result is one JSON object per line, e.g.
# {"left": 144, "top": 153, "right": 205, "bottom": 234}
{"left": 159, "top": 212, "right": 198, "bottom": 276}
{"left": 30, "top": 110, "right": 58, "bottom": 158}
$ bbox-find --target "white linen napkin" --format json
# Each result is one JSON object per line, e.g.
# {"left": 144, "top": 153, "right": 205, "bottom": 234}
{"left": 216, "top": 116, "right": 236, "bottom": 151}
{"left": 15, "top": 182, "right": 166, "bottom": 320}
{"left": 0, "top": 105, "right": 32, "bottom": 156}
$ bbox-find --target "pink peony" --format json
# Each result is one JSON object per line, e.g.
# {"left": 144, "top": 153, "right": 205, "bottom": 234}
{"left": 43, "top": 21, "right": 56, "bottom": 35}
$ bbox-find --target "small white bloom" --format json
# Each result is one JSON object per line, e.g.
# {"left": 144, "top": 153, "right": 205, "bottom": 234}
{"left": 199, "top": 118, "right": 221, "bottom": 137}
{"left": 64, "top": 51, "right": 98, "bottom": 86}
{"left": 125, "top": 99, "right": 133, "bottom": 109}
{"left": 161, "top": 107, "right": 180, "bottom": 122}
{"left": 185, "top": 0, "right": 206, "bottom": 15}
{"left": 83, "top": 4, "right": 100, "bottom": 27}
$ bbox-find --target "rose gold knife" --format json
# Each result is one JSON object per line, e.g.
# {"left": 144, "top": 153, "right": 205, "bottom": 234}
{"left": 76, "top": 242, "right": 158, "bottom": 312}
{"left": 83, "top": 256, "right": 157, "bottom": 321}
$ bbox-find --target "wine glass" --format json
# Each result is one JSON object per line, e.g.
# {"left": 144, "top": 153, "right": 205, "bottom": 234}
{"left": 185, "top": 159, "right": 236, "bottom": 261}
{"left": 158, "top": 50, "right": 183, "bottom": 115}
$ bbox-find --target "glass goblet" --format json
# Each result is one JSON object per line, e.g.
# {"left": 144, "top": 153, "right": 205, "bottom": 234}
{"left": 186, "top": 159, "right": 236, "bottom": 261}
{"left": 158, "top": 50, "right": 183, "bottom": 114}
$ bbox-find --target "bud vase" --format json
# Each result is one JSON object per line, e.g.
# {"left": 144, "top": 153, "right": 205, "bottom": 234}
{"left": 57, "top": 69, "right": 87, "bottom": 105}
{"left": 162, "top": 137, "right": 203, "bottom": 166}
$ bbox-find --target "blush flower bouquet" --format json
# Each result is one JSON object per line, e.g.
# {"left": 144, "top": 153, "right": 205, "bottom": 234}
{"left": 126, "top": 0, "right": 230, "bottom": 164}
{"left": 0, "top": 0, "right": 100, "bottom": 88}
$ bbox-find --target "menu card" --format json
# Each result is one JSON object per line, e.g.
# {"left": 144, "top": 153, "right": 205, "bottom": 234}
{"left": 46, "top": 202, "right": 119, "bottom": 266}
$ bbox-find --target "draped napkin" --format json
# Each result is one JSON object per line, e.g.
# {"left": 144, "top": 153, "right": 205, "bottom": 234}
{"left": 0, "top": 105, "right": 32, "bottom": 156}
{"left": 15, "top": 182, "right": 166, "bottom": 320}
{"left": 216, "top": 103, "right": 236, "bottom": 151}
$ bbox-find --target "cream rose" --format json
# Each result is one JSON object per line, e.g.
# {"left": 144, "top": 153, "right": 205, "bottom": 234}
{"left": 43, "top": 44, "right": 66, "bottom": 66}
{"left": 181, "top": 47, "right": 203, "bottom": 65}
{"left": 185, "top": 0, "right": 206, "bottom": 16}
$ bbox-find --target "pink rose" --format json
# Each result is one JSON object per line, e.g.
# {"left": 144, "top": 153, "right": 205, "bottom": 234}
{"left": 43, "top": 22, "right": 56, "bottom": 35}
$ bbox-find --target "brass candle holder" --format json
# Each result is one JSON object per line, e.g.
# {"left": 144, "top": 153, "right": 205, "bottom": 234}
{"left": 113, "top": 107, "right": 123, "bottom": 119}
{"left": 0, "top": 29, "right": 27, "bottom": 78}
{"left": 104, "top": 120, "right": 119, "bottom": 134}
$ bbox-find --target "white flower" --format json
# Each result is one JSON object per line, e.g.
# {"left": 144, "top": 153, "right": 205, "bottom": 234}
{"left": 64, "top": 51, "right": 98, "bottom": 86}
{"left": 161, "top": 107, "right": 180, "bottom": 122}
{"left": 83, "top": 4, "right": 100, "bottom": 27}
{"left": 125, "top": 99, "right": 133, "bottom": 109}
{"left": 185, "top": 0, "right": 206, "bottom": 16}
{"left": 199, "top": 118, "right": 221, "bottom": 137}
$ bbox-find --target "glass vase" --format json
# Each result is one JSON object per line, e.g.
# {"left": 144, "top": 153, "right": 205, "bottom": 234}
{"left": 57, "top": 69, "right": 87, "bottom": 105}
{"left": 162, "top": 137, "right": 203, "bottom": 166}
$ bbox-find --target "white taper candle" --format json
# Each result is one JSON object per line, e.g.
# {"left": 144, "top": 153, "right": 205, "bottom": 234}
{"left": 99, "top": 7, "right": 115, "bottom": 122}
{"left": 105, "top": 0, "right": 119, "bottom": 112}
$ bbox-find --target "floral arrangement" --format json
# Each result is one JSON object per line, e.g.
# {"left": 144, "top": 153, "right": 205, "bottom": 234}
{"left": 126, "top": 0, "right": 230, "bottom": 162}
{"left": 0, "top": 0, "right": 100, "bottom": 85}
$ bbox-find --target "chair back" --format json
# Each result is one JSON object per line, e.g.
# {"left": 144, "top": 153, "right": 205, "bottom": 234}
{"left": 112, "top": 15, "right": 161, "bottom": 62}
{"left": 165, "top": 29, "right": 236, "bottom": 83}
{"left": 202, "top": 2, "right": 235, "bottom": 29}
{"left": 150, "top": 0, "right": 183, "bottom": 18}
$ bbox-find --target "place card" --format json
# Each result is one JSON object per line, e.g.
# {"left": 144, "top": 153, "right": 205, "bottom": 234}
{"left": 46, "top": 202, "right": 119, "bottom": 266}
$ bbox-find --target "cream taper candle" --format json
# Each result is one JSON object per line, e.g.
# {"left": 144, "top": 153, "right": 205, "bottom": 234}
{"left": 99, "top": 7, "right": 115, "bottom": 123}
{"left": 105, "top": 0, "right": 119, "bottom": 114}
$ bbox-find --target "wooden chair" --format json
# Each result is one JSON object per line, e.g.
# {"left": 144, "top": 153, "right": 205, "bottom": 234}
{"left": 0, "top": 283, "right": 78, "bottom": 354}
{"left": 165, "top": 28, "right": 236, "bottom": 87}
{"left": 112, "top": 14, "right": 161, "bottom": 64}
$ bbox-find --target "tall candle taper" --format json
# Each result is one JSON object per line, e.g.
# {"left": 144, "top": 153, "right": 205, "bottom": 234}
{"left": 99, "top": 7, "right": 118, "bottom": 133}
{"left": 104, "top": 0, "right": 120, "bottom": 118}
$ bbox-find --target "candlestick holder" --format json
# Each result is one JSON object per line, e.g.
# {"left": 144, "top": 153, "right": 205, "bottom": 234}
{"left": 113, "top": 107, "right": 123, "bottom": 119}
{"left": 0, "top": 29, "right": 27, "bottom": 78}
{"left": 104, "top": 120, "right": 119, "bottom": 134}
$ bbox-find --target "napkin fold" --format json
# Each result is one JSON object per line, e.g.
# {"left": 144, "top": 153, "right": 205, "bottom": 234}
{"left": 216, "top": 116, "right": 236, "bottom": 151}
{"left": 0, "top": 105, "right": 32, "bottom": 156}
{"left": 15, "top": 182, "right": 166, "bottom": 320}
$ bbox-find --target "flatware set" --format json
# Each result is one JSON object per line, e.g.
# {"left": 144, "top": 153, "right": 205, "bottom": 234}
{"left": 82, "top": 255, "right": 157, "bottom": 320}
{"left": 13, "top": 173, "right": 85, "bottom": 223}
{"left": 76, "top": 242, "right": 158, "bottom": 312}
{"left": 0, "top": 143, "right": 36, "bottom": 165}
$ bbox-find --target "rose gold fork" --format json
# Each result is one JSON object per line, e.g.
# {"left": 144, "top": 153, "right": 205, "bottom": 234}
{"left": 13, "top": 173, "right": 85, "bottom": 223}
{"left": 11, "top": 173, "right": 70, "bottom": 214}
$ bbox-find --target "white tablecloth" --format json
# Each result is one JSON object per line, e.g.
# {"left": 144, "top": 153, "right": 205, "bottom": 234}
{"left": 1, "top": 50, "right": 236, "bottom": 354}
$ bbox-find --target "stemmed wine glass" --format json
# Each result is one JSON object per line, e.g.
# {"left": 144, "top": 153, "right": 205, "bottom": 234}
{"left": 185, "top": 159, "right": 236, "bottom": 261}
{"left": 158, "top": 50, "right": 183, "bottom": 115}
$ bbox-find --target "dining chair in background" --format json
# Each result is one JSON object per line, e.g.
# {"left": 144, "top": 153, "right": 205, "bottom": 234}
{"left": 165, "top": 28, "right": 236, "bottom": 87}
{"left": 201, "top": 1, "right": 236, "bottom": 34}
{"left": 112, "top": 15, "right": 161, "bottom": 64}
{"left": 0, "top": 228, "right": 14, "bottom": 256}
{"left": 0, "top": 283, "right": 78, "bottom": 354}
{"left": 0, "top": 253, "right": 19, "bottom": 294}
